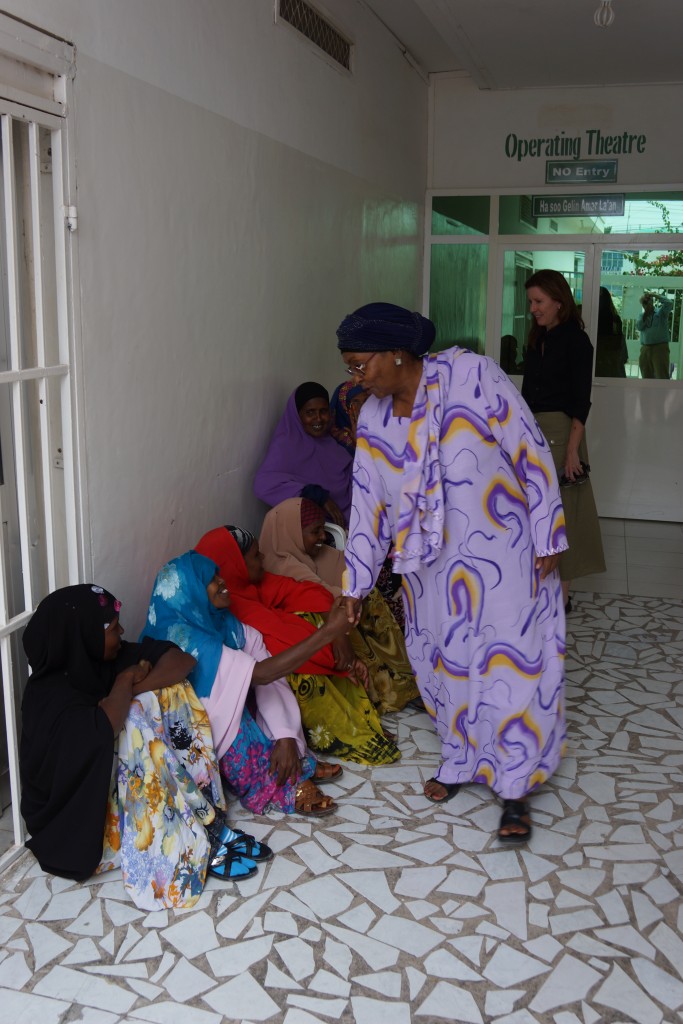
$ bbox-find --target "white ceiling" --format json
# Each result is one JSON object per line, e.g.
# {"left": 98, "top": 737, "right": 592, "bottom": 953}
{"left": 363, "top": 0, "right": 683, "bottom": 90}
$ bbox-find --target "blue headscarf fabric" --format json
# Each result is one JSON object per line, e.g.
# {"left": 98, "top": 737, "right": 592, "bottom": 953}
{"left": 141, "top": 551, "right": 245, "bottom": 698}
{"left": 336, "top": 302, "right": 435, "bottom": 357}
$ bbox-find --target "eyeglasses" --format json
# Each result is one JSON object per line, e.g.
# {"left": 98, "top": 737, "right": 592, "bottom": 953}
{"left": 345, "top": 353, "right": 378, "bottom": 377}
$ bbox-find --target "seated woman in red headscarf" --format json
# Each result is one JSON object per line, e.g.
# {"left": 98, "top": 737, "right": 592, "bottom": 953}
{"left": 254, "top": 382, "right": 352, "bottom": 528}
{"left": 260, "top": 497, "right": 420, "bottom": 715}
{"left": 195, "top": 525, "right": 400, "bottom": 766}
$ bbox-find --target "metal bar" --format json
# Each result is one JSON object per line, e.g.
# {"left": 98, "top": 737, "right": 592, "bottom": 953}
{"left": 0, "top": 490, "right": 8, "bottom": 628}
{"left": 2, "top": 114, "right": 33, "bottom": 612}
{"left": 28, "top": 121, "right": 57, "bottom": 593}
{"left": 0, "top": 96, "right": 61, "bottom": 130}
{"left": 0, "top": 364, "right": 68, "bottom": 384}
{"left": 0, "top": 86, "right": 63, "bottom": 119}
{"left": 0, "top": 633, "right": 24, "bottom": 848}
{"left": 50, "top": 126, "right": 79, "bottom": 583}
{"left": 0, "top": 608, "right": 32, "bottom": 639}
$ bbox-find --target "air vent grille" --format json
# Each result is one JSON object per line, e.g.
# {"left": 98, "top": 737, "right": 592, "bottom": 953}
{"left": 520, "top": 195, "right": 538, "bottom": 229}
{"left": 279, "top": 0, "right": 351, "bottom": 70}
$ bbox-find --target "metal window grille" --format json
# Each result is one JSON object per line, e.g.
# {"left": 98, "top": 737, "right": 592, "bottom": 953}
{"left": 0, "top": 18, "right": 79, "bottom": 870}
{"left": 279, "top": 0, "right": 352, "bottom": 70}
{"left": 520, "top": 195, "right": 538, "bottom": 230}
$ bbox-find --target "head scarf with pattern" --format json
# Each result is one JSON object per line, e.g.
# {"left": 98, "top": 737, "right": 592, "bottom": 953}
{"left": 225, "top": 525, "right": 256, "bottom": 556}
{"left": 142, "top": 551, "right": 245, "bottom": 698}
{"left": 336, "top": 302, "right": 435, "bottom": 356}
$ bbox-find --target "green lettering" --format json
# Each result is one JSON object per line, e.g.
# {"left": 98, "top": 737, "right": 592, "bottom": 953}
{"left": 585, "top": 128, "right": 599, "bottom": 155}
{"left": 637, "top": 134, "right": 646, "bottom": 153}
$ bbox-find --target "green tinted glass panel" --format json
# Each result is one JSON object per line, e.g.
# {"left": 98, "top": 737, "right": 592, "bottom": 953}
{"left": 431, "top": 196, "right": 490, "bottom": 235}
{"left": 499, "top": 193, "right": 683, "bottom": 236}
{"left": 600, "top": 251, "right": 682, "bottom": 380}
{"left": 429, "top": 244, "right": 488, "bottom": 354}
{"left": 500, "top": 250, "right": 585, "bottom": 373}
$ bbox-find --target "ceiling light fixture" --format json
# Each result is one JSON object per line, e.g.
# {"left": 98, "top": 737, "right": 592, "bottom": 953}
{"left": 594, "top": 0, "right": 615, "bottom": 28}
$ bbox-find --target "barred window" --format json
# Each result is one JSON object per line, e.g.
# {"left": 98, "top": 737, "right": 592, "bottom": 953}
{"left": 278, "top": 0, "right": 352, "bottom": 71}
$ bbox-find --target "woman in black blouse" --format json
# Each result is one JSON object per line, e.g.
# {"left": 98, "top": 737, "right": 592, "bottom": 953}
{"left": 522, "top": 270, "right": 605, "bottom": 611}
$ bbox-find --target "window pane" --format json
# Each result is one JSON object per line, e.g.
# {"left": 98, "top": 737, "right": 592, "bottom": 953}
{"left": 500, "top": 250, "right": 585, "bottom": 373}
{"left": 432, "top": 196, "right": 489, "bottom": 236}
{"left": 600, "top": 251, "right": 682, "bottom": 379}
{"left": 0, "top": 625, "right": 28, "bottom": 826}
{"left": 0, "top": 377, "right": 65, "bottom": 618}
{"left": 499, "top": 193, "right": 683, "bottom": 237}
{"left": 429, "top": 244, "right": 488, "bottom": 354}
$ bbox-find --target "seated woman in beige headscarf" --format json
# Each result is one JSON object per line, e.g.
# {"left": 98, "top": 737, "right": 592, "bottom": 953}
{"left": 259, "top": 497, "right": 419, "bottom": 715}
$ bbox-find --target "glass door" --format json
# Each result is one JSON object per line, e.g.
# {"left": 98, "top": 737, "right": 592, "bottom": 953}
{"left": 496, "top": 246, "right": 592, "bottom": 375}
{"left": 595, "top": 247, "right": 683, "bottom": 380}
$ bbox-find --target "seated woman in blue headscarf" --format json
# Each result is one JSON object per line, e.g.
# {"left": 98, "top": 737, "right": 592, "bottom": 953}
{"left": 142, "top": 551, "right": 350, "bottom": 817}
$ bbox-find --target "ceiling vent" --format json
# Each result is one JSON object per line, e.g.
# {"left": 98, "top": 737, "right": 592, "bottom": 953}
{"left": 278, "top": 0, "right": 352, "bottom": 71}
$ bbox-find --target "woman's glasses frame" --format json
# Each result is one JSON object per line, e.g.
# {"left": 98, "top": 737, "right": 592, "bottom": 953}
{"left": 345, "top": 353, "right": 379, "bottom": 377}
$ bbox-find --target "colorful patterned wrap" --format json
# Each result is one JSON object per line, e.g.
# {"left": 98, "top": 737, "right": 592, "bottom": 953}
{"left": 98, "top": 681, "right": 225, "bottom": 910}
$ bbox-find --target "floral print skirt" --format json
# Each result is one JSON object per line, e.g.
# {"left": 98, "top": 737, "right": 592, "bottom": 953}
{"left": 98, "top": 682, "right": 225, "bottom": 911}
{"left": 219, "top": 706, "right": 315, "bottom": 814}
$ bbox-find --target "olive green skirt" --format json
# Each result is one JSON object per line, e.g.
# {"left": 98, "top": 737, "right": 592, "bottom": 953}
{"left": 536, "top": 411, "right": 606, "bottom": 582}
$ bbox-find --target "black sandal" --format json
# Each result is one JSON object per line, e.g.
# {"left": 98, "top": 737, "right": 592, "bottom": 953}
{"left": 498, "top": 799, "right": 532, "bottom": 844}
{"left": 207, "top": 844, "right": 258, "bottom": 881}
{"left": 207, "top": 821, "right": 273, "bottom": 865}
{"left": 228, "top": 828, "right": 274, "bottom": 863}
{"left": 424, "top": 779, "right": 461, "bottom": 804}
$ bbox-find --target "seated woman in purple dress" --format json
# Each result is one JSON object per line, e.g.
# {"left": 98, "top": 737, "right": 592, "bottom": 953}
{"left": 254, "top": 381, "right": 352, "bottom": 527}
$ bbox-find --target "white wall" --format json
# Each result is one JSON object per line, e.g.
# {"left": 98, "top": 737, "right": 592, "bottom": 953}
{"left": 3, "top": 2, "right": 427, "bottom": 629}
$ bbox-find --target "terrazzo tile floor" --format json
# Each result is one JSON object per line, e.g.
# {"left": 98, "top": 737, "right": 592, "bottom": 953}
{"left": 1, "top": 593, "right": 682, "bottom": 1024}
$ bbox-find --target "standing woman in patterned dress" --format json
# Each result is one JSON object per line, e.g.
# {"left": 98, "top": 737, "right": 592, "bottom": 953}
{"left": 337, "top": 302, "right": 568, "bottom": 842}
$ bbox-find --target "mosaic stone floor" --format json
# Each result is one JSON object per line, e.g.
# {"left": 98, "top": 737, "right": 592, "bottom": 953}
{"left": 0, "top": 593, "right": 682, "bottom": 1024}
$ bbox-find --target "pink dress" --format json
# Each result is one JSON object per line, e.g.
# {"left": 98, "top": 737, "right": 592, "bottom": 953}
{"left": 202, "top": 625, "right": 315, "bottom": 814}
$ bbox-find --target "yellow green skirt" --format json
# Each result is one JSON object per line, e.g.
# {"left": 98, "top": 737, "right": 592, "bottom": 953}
{"left": 350, "top": 587, "right": 418, "bottom": 714}
{"left": 289, "top": 613, "right": 401, "bottom": 765}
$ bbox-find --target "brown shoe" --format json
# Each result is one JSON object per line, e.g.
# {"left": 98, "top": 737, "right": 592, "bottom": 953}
{"left": 313, "top": 761, "right": 344, "bottom": 785}
{"left": 294, "top": 778, "right": 337, "bottom": 817}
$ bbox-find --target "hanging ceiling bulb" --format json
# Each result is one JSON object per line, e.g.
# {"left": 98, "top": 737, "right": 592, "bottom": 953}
{"left": 594, "top": 0, "right": 615, "bottom": 27}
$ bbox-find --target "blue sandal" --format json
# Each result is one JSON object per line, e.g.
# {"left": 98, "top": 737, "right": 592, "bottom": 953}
{"left": 210, "top": 821, "right": 273, "bottom": 863}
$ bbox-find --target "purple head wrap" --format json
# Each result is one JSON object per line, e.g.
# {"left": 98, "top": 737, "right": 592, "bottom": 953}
{"left": 253, "top": 385, "right": 353, "bottom": 524}
{"left": 336, "top": 302, "right": 435, "bottom": 356}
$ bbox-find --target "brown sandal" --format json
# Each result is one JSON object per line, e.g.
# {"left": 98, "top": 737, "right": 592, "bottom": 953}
{"left": 294, "top": 779, "right": 337, "bottom": 817}
{"left": 313, "top": 761, "right": 344, "bottom": 785}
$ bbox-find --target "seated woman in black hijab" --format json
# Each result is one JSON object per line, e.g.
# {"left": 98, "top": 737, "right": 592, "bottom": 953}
{"left": 20, "top": 584, "right": 269, "bottom": 909}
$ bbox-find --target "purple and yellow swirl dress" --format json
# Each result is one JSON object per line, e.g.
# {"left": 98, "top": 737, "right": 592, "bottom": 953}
{"left": 344, "top": 347, "right": 568, "bottom": 800}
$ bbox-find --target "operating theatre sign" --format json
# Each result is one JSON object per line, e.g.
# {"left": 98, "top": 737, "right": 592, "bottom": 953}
{"left": 504, "top": 128, "right": 647, "bottom": 186}
{"left": 505, "top": 129, "right": 647, "bottom": 163}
